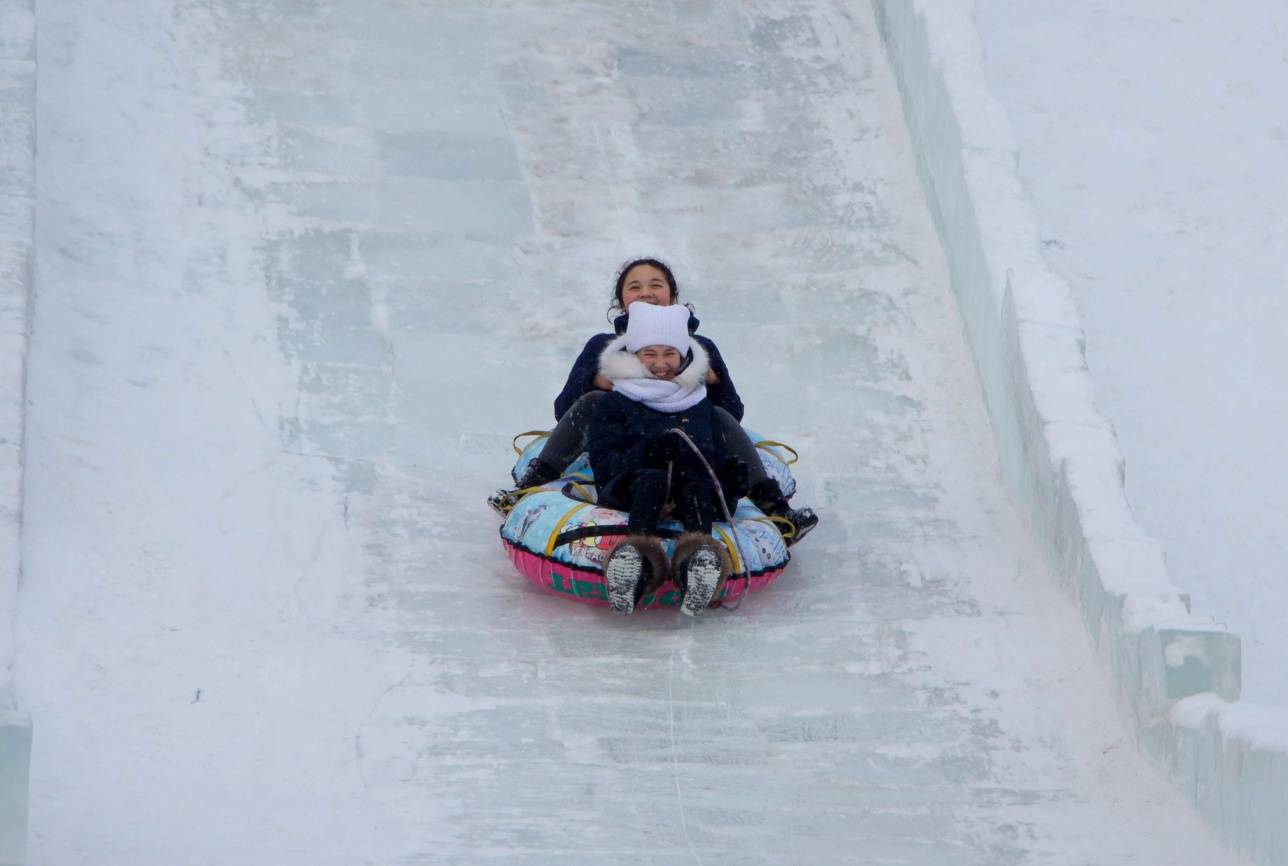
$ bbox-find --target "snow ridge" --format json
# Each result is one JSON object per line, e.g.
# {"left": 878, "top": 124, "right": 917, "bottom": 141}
{"left": 869, "top": 1, "right": 1286, "bottom": 862}
{"left": 0, "top": 0, "right": 34, "bottom": 858}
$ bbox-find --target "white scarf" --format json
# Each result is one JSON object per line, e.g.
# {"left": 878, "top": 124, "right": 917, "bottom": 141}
{"left": 598, "top": 335, "right": 711, "bottom": 414}
{"left": 612, "top": 376, "right": 708, "bottom": 413}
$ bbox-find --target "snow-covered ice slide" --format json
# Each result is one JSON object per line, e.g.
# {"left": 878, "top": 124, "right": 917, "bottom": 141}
{"left": 12, "top": 0, "right": 1248, "bottom": 862}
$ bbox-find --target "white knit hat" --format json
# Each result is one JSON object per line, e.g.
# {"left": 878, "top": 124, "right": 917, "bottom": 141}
{"left": 624, "top": 302, "right": 690, "bottom": 353}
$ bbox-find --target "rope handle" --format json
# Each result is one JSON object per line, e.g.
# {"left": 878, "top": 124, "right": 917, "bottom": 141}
{"left": 754, "top": 439, "right": 799, "bottom": 466}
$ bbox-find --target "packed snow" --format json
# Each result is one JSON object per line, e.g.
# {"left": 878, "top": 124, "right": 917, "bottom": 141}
{"left": 10, "top": 0, "right": 1253, "bottom": 862}
{"left": 975, "top": 0, "right": 1288, "bottom": 708}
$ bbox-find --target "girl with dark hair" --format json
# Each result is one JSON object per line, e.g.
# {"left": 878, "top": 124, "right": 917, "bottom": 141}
{"left": 488, "top": 258, "right": 817, "bottom": 544}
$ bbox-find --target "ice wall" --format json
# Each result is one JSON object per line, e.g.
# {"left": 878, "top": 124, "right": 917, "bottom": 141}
{"left": 0, "top": 0, "right": 33, "bottom": 861}
{"left": 868, "top": 0, "right": 1288, "bottom": 862}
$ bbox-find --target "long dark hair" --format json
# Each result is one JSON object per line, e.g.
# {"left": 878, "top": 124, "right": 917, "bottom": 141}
{"left": 610, "top": 258, "right": 680, "bottom": 312}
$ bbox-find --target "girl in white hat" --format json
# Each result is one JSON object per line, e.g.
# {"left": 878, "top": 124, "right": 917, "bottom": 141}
{"left": 586, "top": 302, "right": 746, "bottom": 616}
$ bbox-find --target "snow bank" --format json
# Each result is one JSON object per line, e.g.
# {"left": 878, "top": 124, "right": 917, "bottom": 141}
{"left": 869, "top": 0, "right": 1288, "bottom": 860}
{"left": 0, "top": 0, "right": 33, "bottom": 859}
{"left": 973, "top": 2, "right": 1288, "bottom": 708}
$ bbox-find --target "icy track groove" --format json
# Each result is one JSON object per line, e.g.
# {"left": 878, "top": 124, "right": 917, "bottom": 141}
{"left": 15, "top": 0, "right": 1245, "bottom": 863}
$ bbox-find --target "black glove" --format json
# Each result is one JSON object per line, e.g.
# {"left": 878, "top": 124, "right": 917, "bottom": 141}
{"left": 643, "top": 431, "right": 683, "bottom": 466}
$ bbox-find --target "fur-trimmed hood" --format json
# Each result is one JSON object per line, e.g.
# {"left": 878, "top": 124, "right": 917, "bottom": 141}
{"left": 597, "top": 334, "right": 711, "bottom": 390}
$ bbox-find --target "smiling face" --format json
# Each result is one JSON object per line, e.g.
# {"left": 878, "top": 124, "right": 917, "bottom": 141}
{"left": 635, "top": 345, "right": 683, "bottom": 380}
{"left": 618, "top": 263, "right": 675, "bottom": 309}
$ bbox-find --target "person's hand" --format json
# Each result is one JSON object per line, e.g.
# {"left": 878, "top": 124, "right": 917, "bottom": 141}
{"left": 593, "top": 373, "right": 614, "bottom": 390}
{"left": 705, "top": 369, "right": 720, "bottom": 385}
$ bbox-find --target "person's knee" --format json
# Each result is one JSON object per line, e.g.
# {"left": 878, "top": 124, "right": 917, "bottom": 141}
{"left": 572, "top": 390, "right": 606, "bottom": 411}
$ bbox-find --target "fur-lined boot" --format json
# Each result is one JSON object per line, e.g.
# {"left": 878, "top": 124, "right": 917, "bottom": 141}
{"left": 604, "top": 535, "right": 669, "bottom": 616}
{"left": 671, "top": 532, "right": 732, "bottom": 617}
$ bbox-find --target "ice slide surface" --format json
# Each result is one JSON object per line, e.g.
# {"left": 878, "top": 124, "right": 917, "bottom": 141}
{"left": 15, "top": 0, "right": 1244, "bottom": 863}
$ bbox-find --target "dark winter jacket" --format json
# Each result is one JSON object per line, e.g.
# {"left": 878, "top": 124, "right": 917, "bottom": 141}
{"left": 553, "top": 311, "right": 743, "bottom": 423}
{"left": 587, "top": 338, "right": 745, "bottom": 521}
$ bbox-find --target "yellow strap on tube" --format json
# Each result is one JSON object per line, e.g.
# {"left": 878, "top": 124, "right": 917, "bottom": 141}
{"left": 546, "top": 504, "right": 590, "bottom": 557}
{"left": 751, "top": 514, "right": 796, "bottom": 540}
{"left": 753, "top": 439, "right": 799, "bottom": 466}
{"left": 713, "top": 525, "right": 743, "bottom": 576}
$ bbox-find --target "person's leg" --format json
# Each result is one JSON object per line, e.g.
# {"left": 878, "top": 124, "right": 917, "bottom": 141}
{"left": 605, "top": 468, "right": 671, "bottom": 615}
{"left": 624, "top": 469, "right": 669, "bottom": 534}
{"left": 488, "top": 392, "right": 607, "bottom": 515}
{"left": 666, "top": 479, "right": 727, "bottom": 616}
{"left": 604, "top": 533, "right": 667, "bottom": 616}
{"left": 713, "top": 407, "right": 820, "bottom": 547}
{"left": 746, "top": 476, "right": 819, "bottom": 546}
{"left": 714, "top": 407, "right": 770, "bottom": 487}
{"left": 675, "top": 478, "right": 718, "bottom": 535}
{"left": 667, "top": 479, "right": 728, "bottom": 615}
{"left": 516, "top": 391, "right": 605, "bottom": 486}
{"left": 671, "top": 532, "right": 730, "bottom": 616}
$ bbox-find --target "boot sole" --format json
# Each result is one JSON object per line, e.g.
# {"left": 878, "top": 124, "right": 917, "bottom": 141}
{"left": 679, "top": 548, "right": 722, "bottom": 617}
{"left": 605, "top": 544, "right": 644, "bottom": 616}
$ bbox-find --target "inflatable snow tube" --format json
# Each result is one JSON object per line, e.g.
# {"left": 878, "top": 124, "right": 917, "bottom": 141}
{"left": 499, "top": 431, "right": 800, "bottom": 608}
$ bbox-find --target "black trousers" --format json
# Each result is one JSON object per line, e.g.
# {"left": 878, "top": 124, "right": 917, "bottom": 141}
{"left": 624, "top": 468, "right": 719, "bottom": 535}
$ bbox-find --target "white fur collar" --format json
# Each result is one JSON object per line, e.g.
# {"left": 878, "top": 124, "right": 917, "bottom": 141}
{"left": 598, "top": 334, "right": 710, "bottom": 389}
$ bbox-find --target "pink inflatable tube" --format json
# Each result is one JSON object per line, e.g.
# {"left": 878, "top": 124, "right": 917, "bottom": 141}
{"left": 504, "top": 539, "right": 785, "bottom": 609}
